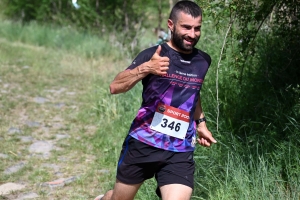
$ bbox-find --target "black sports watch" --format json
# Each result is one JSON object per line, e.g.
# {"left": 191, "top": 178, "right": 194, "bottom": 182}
{"left": 195, "top": 117, "right": 206, "bottom": 125}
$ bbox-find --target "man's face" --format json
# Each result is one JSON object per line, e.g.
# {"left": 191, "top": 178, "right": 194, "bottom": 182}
{"left": 168, "top": 12, "right": 202, "bottom": 53}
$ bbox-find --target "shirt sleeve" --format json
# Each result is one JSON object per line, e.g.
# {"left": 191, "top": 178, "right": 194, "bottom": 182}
{"left": 126, "top": 46, "right": 158, "bottom": 70}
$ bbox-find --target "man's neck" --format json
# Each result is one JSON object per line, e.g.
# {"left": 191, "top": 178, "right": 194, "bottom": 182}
{"left": 166, "top": 41, "right": 193, "bottom": 54}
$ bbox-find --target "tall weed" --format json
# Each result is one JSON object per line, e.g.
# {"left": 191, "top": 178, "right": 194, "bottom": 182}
{"left": 0, "top": 20, "right": 121, "bottom": 59}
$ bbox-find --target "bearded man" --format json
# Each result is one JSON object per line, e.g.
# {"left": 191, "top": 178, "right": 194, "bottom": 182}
{"left": 95, "top": 1, "right": 216, "bottom": 200}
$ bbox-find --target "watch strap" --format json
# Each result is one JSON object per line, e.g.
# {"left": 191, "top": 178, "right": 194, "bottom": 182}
{"left": 195, "top": 117, "right": 206, "bottom": 125}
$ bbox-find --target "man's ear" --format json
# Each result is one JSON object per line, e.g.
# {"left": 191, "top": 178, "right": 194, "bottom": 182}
{"left": 167, "top": 19, "right": 174, "bottom": 32}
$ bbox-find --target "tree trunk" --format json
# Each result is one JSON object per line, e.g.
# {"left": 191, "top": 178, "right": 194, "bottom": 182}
{"left": 169, "top": 0, "right": 173, "bottom": 11}
{"left": 123, "top": 0, "right": 129, "bottom": 32}
{"left": 158, "top": 0, "right": 162, "bottom": 29}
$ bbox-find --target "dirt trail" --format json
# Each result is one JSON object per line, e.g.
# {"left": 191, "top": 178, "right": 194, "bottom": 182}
{"left": 0, "top": 38, "right": 112, "bottom": 199}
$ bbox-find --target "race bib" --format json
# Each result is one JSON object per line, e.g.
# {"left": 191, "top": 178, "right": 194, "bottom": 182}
{"left": 150, "top": 103, "right": 190, "bottom": 139}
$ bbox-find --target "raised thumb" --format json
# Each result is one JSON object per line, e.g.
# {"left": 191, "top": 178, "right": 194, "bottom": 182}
{"left": 155, "top": 45, "right": 161, "bottom": 55}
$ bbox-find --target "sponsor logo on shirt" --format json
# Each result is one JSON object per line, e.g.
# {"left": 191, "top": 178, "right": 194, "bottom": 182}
{"left": 180, "top": 59, "right": 191, "bottom": 64}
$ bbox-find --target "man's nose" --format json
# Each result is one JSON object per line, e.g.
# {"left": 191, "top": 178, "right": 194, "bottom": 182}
{"left": 187, "top": 29, "right": 196, "bottom": 38}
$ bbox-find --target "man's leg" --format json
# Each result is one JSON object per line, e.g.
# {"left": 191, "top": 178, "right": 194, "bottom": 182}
{"left": 160, "top": 184, "right": 192, "bottom": 200}
{"left": 101, "top": 179, "right": 143, "bottom": 200}
{"left": 155, "top": 150, "right": 195, "bottom": 200}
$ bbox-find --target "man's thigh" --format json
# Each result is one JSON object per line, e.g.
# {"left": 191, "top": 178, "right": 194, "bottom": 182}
{"left": 155, "top": 150, "right": 195, "bottom": 198}
{"left": 160, "top": 184, "right": 193, "bottom": 200}
{"left": 117, "top": 136, "right": 163, "bottom": 184}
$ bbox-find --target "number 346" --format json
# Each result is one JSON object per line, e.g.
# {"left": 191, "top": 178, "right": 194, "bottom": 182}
{"left": 161, "top": 118, "right": 181, "bottom": 132}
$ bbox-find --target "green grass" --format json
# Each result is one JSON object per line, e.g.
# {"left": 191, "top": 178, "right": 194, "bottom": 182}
{"left": 0, "top": 19, "right": 299, "bottom": 200}
{"left": 0, "top": 20, "right": 122, "bottom": 60}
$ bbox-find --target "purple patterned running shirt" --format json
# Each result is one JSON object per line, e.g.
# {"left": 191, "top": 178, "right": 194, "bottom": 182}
{"left": 127, "top": 43, "right": 211, "bottom": 152}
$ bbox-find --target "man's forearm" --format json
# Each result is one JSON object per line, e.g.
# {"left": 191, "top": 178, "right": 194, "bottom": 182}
{"left": 194, "top": 95, "right": 205, "bottom": 120}
{"left": 109, "top": 63, "right": 149, "bottom": 94}
{"left": 109, "top": 46, "right": 170, "bottom": 94}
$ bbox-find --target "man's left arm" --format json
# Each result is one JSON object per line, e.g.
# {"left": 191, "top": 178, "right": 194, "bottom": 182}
{"left": 194, "top": 94, "right": 217, "bottom": 147}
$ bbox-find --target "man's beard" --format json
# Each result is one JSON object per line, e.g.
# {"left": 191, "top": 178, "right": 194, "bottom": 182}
{"left": 172, "top": 26, "right": 200, "bottom": 52}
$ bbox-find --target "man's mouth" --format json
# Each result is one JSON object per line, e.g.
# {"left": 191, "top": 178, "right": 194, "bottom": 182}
{"left": 184, "top": 38, "right": 194, "bottom": 45}
{"left": 184, "top": 39, "right": 194, "bottom": 45}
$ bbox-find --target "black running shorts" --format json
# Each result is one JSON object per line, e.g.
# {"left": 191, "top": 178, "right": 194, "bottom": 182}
{"left": 116, "top": 136, "right": 195, "bottom": 196}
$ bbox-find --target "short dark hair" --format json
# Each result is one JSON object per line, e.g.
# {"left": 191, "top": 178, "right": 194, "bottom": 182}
{"left": 169, "top": 1, "right": 202, "bottom": 23}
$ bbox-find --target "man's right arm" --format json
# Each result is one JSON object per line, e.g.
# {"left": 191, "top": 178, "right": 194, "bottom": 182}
{"left": 109, "top": 45, "right": 169, "bottom": 94}
{"left": 109, "top": 63, "right": 149, "bottom": 94}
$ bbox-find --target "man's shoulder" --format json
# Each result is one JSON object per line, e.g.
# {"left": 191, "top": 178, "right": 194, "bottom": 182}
{"left": 139, "top": 45, "right": 159, "bottom": 56}
{"left": 132, "top": 45, "right": 158, "bottom": 64}
{"left": 195, "top": 48, "right": 211, "bottom": 65}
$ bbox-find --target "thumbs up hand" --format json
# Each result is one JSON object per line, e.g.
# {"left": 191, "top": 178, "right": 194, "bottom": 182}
{"left": 147, "top": 45, "right": 170, "bottom": 75}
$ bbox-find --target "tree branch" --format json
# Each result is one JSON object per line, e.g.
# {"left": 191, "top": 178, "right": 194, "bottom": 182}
{"left": 216, "top": 18, "right": 234, "bottom": 132}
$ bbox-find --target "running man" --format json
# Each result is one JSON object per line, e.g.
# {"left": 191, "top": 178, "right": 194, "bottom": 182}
{"left": 95, "top": 1, "right": 216, "bottom": 200}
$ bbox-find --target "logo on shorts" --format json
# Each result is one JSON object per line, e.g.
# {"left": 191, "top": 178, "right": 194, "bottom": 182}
{"left": 158, "top": 105, "right": 166, "bottom": 113}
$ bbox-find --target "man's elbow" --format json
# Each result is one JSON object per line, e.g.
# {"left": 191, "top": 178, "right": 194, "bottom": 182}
{"left": 110, "top": 83, "right": 129, "bottom": 94}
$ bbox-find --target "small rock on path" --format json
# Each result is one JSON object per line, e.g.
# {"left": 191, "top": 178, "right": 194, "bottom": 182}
{"left": 0, "top": 182, "right": 25, "bottom": 195}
